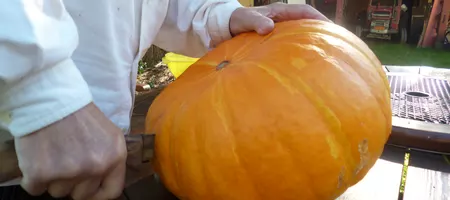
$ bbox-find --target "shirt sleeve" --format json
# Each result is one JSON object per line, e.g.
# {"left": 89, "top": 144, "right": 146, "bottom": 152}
{"left": 152, "top": 0, "right": 243, "bottom": 58}
{"left": 0, "top": 0, "right": 93, "bottom": 138}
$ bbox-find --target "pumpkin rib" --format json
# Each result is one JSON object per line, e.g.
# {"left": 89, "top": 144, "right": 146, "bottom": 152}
{"left": 173, "top": 71, "right": 264, "bottom": 199}
{"left": 228, "top": 33, "right": 267, "bottom": 62}
{"left": 154, "top": 103, "right": 181, "bottom": 195}
{"left": 307, "top": 27, "right": 390, "bottom": 94}
{"left": 211, "top": 62, "right": 323, "bottom": 199}
{"left": 174, "top": 102, "right": 209, "bottom": 197}
{"left": 299, "top": 39, "right": 391, "bottom": 177}
{"left": 288, "top": 76, "right": 356, "bottom": 188}
{"left": 319, "top": 56, "right": 384, "bottom": 174}
{"left": 180, "top": 78, "right": 230, "bottom": 198}
{"left": 266, "top": 20, "right": 387, "bottom": 92}
{"left": 168, "top": 103, "right": 184, "bottom": 194}
{"left": 274, "top": 138, "right": 322, "bottom": 200}
{"left": 155, "top": 74, "right": 223, "bottom": 198}
{"left": 268, "top": 28, "right": 392, "bottom": 142}
{"left": 240, "top": 62, "right": 322, "bottom": 199}
{"left": 335, "top": 55, "right": 392, "bottom": 142}
{"left": 190, "top": 102, "right": 213, "bottom": 199}
{"left": 326, "top": 42, "right": 389, "bottom": 118}
{"left": 250, "top": 43, "right": 356, "bottom": 158}
{"left": 241, "top": 70, "right": 326, "bottom": 200}
{"left": 252, "top": 37, "right": 388, "bottom": 190}
{"left": 265, "top": 118, "right": 329, "bottom": 200}
{"left": 212, "top": 77, "right": 264, "bottom": 199}
{"left": 252, "top": 59, "right": 356, "bottom": 196}
{"left": 313, "top": 34, "right": 392, "bottom": 140}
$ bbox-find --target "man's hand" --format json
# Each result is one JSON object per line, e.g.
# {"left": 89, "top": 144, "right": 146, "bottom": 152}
{"left": 14, "top": 103, "right": 127, "bottom": 200}
{"left": 230, "top": 3, "right": 331, "bottom": 36}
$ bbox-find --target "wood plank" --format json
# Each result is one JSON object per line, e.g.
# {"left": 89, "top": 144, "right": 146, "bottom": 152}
{"left": 389, "top": 117, "right": 450, "bottom": 154}
{"left": 0, "top": 184, "right": 129, "bottom": 200}
{"left": 0, "top": 185, "right": 73, "bottom": 200}
{"left": 403, "top": 150, "right": 450, "bottom": 200}
{"left": 131, "top": 86, "right": 165, "bottom": 134}
{"left": 123, "top": 175, "right": 178, "bottom": 200}
{"left": 337, "top": 145, "right": 406, "bottom": 200}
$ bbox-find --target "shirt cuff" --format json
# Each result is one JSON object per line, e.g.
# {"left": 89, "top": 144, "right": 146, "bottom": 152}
{"left": 0, "top": 59, "right": 93, "bottom": 138}
{"left": 207, "top": 1, "right": 243, "bottom": 47}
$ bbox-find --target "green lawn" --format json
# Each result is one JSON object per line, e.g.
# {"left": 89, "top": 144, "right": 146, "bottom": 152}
{"left": 367, "top": 42, "right": 450, "bottom": 69}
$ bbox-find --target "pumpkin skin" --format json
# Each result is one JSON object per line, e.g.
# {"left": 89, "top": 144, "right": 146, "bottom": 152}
{"left": 146, "top": 19, "right": 392, "bottom": 200}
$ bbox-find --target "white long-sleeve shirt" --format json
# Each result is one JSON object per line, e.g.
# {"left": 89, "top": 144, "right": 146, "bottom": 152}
{"left": 0, "top": 0, "right": 242, "bottom": 138}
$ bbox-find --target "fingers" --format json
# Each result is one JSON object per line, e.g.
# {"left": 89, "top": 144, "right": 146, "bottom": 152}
{"left": 48, "top": 180, "right": 76, "bottom": 198}
{"left": 23, "top": 165, "right": 125, "bottom": 200}
{"left": 230, "top": 7, "right": 275, "bottom": 36}
{"left": 20, "top": 176, "right": 47, "bottom": 196}
{"left": 267, "top": 3, "right": 332, "bottom": 23}
{"left": 14, "top": 103, "right": 128, "bottom": 200}
{"left": 230, "top": 3, "right": 333, "bottom": 36}
{"left": 71, "top": 178, "right": 102, "bottom": 200}
{"left": 87, "top": 162, "right": 126, "bottom": 200}
{"left": 241, "top": 10, "right": 275, "bottom": 35}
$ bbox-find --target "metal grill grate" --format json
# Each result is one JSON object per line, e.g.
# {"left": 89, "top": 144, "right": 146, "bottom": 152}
{"left": 388, "top": 74, "right": 450, "bottom": 125}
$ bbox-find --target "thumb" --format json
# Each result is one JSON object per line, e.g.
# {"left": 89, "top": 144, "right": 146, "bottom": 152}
{"left": 230, "top": 8, "right": 275, "bottom": 36}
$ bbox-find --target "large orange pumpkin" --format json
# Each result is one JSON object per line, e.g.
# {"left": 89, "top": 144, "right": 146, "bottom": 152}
{"left": 146, "top": 19, "right": 392, "bottom": 200}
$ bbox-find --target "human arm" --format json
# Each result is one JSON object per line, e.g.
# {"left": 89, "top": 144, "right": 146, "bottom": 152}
{"left": 0, "top": 0, "right": 92, "bottom": 137}
{"left": 0, "top": 1, "right": 126, "bottom": 199}
{"left": 152, "top": 1, "right": 330, "bottom": 58}
{"left": 152, "top": 0, "right": 243, "bottom": 58}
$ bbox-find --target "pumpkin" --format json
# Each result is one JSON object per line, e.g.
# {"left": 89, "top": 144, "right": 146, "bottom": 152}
{"left": 145, "top": 19, "right": 392, "bottom": 200}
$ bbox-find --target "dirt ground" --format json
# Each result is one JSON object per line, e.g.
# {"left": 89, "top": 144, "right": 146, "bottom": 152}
{"left": 136, "top": 61, "right": 174, "bottom": 95}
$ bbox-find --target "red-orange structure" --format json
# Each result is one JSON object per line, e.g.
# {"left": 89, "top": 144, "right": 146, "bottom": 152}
{"left": 319, "top": 0, "right": 450, "bottom": 48}
{"left": 420, "top": 0, "right": 450, "bottom": 47}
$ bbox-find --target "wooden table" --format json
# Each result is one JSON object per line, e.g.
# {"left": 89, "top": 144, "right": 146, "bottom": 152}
{"left": 2, "top": 144, "right": 447, "bottom": 200}
{"left": 118, "top": 144, "right": 450, "bottom": 200}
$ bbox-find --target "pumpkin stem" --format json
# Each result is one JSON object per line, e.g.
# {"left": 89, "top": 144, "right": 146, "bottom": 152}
{"left": 216, "top": 61, "right": 229, "bottom": 71}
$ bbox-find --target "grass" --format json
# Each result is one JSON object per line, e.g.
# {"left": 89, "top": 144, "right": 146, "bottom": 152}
{"left": 367, "top": 42, "right": 450, "bottom": 69}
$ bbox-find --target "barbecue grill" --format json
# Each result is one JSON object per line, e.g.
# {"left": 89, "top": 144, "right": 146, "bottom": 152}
{"left": 384, "top": 66, "right": 450, "bottom": 154}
